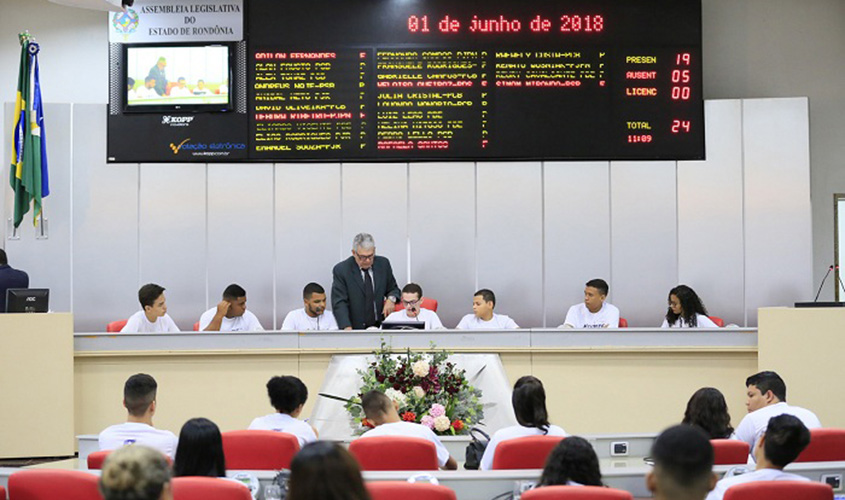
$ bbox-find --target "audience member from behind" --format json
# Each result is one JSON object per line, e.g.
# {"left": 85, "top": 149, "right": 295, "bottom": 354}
{"left": 562, "top": 279, "right": 620, "bottom": 328}
{"left": 99, "top": 373, "right": 178, "bottom": 458}
{"left": 662, "top": 285, "right": 718, "bottom": 328}
{"left": 281, "top": 282, "right": 339, "bottom": 330}
{"left": 733, "top": 371, "right": 821, "bottom": 454}
{"left": 480, "top": 376, "right": 566, "bottom": 470}
{"left": 383, "top": 283, "right": 444, "bottom": 329}
{"left": 199, "top": 283, "right": 264, "bottom": 332}
{"left": 706, "top": 415, "right": 811, "bottom": 500}
{"left": 647, "top": 425, "right": 716, "bottom": 500}
{"left": 100, "top": 445, "right": 172, "bottom": 500}
{"left": 121, "top": 284, "right": 180, "bottom": 333}
{"left": 288, "top": 441, "right": 371, "bottom": 500}
{"left": 537, "top": 436, "right": 603, "bottom": 487}
{"left": 456, "top": 288, "right": 519, "bottom": 329}
{"left": 358, "top": 390, "right": 458, "bottom": 470}
{"left": 0, "top": 248, "right": 29, "bottom": 313}
{"left": 683, "top": 387, "right": 734, "bottom": 439}
{"left": 173, "top": 417, "right": 225, "bottom": 477}
{"left": 249, "top": 375, "right": 317, "bottom": 447}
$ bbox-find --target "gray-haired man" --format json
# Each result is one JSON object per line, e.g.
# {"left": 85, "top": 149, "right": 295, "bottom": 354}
{"left": 331, "top": 233, "right": 400, "bottom": 330}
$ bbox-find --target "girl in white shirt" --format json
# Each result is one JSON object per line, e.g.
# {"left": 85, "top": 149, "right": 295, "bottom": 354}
{"left": 536, "top": 436, "right": 604, "bottom": 487}
{"left": 662, "top": 285, "right": 719, "bottom": 328}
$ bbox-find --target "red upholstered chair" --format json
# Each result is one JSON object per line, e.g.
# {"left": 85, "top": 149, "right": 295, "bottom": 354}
{"left": 193, "top": 321, "right": 200, "bottom": 331}
{"left": 711, "top": 439, "right": 750, "bottom": 465}
{"left": 394, "top": 297, "right": 439, "bottom": 312}
{"left": 367, "top": 481, "right": 457, "bottom": 500}
{"left": 222, "top": 430, "right": 300, "bottom": 470}
{"left": 87, "top": 449, "right": 111, "bottom": 469}
{"left": 618, "top": 318, "right": 628, "bottom": 328}
{"left": 723, "top": 480, "right": 833, "bottom": 500}
{"left": 349, "top": 436, "right": 439, "bottom": 471}
{"left": 172, "top": 476, "right": 252, "bottom": 500}
{"left": 520, "top": 485, "right": 633, "bottom": 499}
{"left": 491, "top": 435, "right": 565, "bottom": 470}
{"left": 106, "top": 319, "right": 128, "bottom": 332}
{"left": 795, "top": 428, "right": 845, "bottom": 462}
{"left": 0, "top": 485, "right": 6, "bottom": 499}
{"left": 8, "top": 469, "right": 100, "bottom": 500}
{"left": 708, "top": 316, "right": 725, "bottom": 327}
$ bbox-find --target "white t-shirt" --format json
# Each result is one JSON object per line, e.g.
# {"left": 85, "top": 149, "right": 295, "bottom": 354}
{"left": 281, "top": 308, "right": 339, "bottom": 331}
{"left": 135, "top": 86, "right": 158, "bottom": 99}
{"left": 733, "top": 402, "right": 822, "bottom": 455}
{"left": 358, "top": 421, "right": 451, "bottom": 466}
{"left": 561, "top": 302, "right": 619, "bottom": 328}
{"left": 98, "top": 422, "right": 178, "bottom": 458}
{"left": 456, "top": 313, "right": 519, "bottom": 330}
{"left": 479, "top": 424, "right": 567, "bottom": 470}
{"left": 384, "top": 308, "right": 444, "bottom": 329}
{"left": 121, "top": 310, "right": 180, "bottom": 333}
{"left": 169, "top": 86, "right": 192, "bottom": 97}
{"left": 248, "top": 413, "right": 317, "bottom": 449}
{"left": 661, "top": 313, "right": 719, "bottom": 328}
{"left": 705, "top": 468, "right": 810, "bottom": 500}
{"left": 199, "top": 308, "right": 264, "bottom": 332}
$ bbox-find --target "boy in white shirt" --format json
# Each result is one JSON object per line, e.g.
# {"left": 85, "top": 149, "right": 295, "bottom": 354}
{"left": 383, "top": 283, "right": 444, "bottom": 329}
{"left": 169, "top": 77, "right": 192, "bottom": 98}
{"left": 706, "top": 414, "right": 811, "bottom": 500}
{"left": 357, "top": 390, "right": 458, "bottom": 470}
{"left": 121, "top": 283, "right": 180, "bottom": 333}
{"left": 249, "top": 375, "right": 317, "bottom": 448}
{"left": 98, "top": 373, "right": 178, "bottom": 458}
{"left": 281, "top": 282, "right": 339, "bottom": 330}
{"left": 561, "top": 278, "right": 620, "bottom": 328}
{"left": 456, "top": 289, "right": 519, "bottom": 329}
{"left": 199, "top": 283, "right": 264, "bottom": 332}
{"left": 646, "top": 425, "right": 717, "bottom": 500}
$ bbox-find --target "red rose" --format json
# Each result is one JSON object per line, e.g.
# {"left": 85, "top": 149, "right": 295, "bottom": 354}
{"left": 401, "top": 411, "right": 417, "bottom": 422}
{"left": 452, "top": 419, "right": 464, "bottom": 431}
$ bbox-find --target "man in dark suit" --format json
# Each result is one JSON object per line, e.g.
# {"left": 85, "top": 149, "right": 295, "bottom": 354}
{"left": 331, "top": 233, "right": 400, "bottom": 330}
{"left": 0, "top": 248, "right": 30, "bottom": 313}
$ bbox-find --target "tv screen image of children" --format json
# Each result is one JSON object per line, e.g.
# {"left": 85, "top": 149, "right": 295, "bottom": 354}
{"left": 126, "top": 45, "right": 229, "bottom": 106}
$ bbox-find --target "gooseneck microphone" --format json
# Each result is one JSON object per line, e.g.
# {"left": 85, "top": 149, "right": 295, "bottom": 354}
{"left": 813, "top": 264, "right": 835, "bottom": 302}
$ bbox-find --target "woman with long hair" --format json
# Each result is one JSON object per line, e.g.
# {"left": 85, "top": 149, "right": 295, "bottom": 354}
{"left": 100, "top": 445, "right": 172, "bottom": 500}
{"left": 537, "top": 436, "right": 603, "bottom": 487}
{"left": 479, "top": 376, "right": 567, "bottom": 470}
{"left": 173, "top": 417, "right": 226, "bottom": 477}
{"left": 682, "top": 387, "right": 734, "bottom": 439}
{"left": 288, "top": 441, "right": 371, "bottom": 500}
{"left": 662, "top": 285, "right": 718, "bottom": 328}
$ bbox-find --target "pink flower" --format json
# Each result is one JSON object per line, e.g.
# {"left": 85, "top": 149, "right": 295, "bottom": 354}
{"left": 429, "top": 403, "right": 446, "bottom": 418}
{"left": 420, "top": 415, "right": 435, "bottom": 429}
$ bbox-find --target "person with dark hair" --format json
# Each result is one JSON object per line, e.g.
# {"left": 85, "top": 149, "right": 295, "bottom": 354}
{"left": 127, "top": 77, "right": 138, "bottom": 101}
{"left": 288, "top": 441, "right": 371, "bottom": 500}
{"left": 100, "top": 445, "right": 173, "bottom": 500}
{"left": 383, "top": 283, "right": 444, "bottom": 329}
{"left": 682, "top": 387, "right": 734, "bottom": 439}
{"left": 136, "top": 76, "right": 159, "bottom": 99}
{"left": 199, "top": 283, "right": 263, "bottom": 332}
{"left": 662, "top": 285, "right": 718, "bottom": 328}
{"left": 98, "top": 373, "right": 178, "bottom": 458}
{"left": 646, "top": 425, "right": 716, "bottom": 500}
{"left": 706, "top": 415, "right": 811, "bottom": 500}
{"left": 169, "top": 77, "right": 191, "bottom": 97}
{"left": 357, "top": 390, "right": 457, "bottom": 470}
{"left": 281, "top": 282, "right": 339, "bottom": 330}
{"left": 192, "top": 79, "right": 211, "bottom": 96}
{"left": 122, "top": 283, "right": 180, "bottom": 333}
{"left": 0, "top": 248, "right": 29, "bottom": 313}
{"left": 562, "top": 278, "right": 620, "bottom": 328}
{"left": 479, "top": 376, "right": 566, "bottom": 470}
{"left": 456, "top": 288, "right": 519, "bottom": 329}
{"left": 733, "top": 371, "right": 820, "bottom": 455}
{"left": 173, "top": 418, "right": 226, "bottom": 478}
{"left": 537, "top": 436, "right": 603, "bottom": 487}
{"left": 249, "top": 375, "right": 317, "bottom": 447}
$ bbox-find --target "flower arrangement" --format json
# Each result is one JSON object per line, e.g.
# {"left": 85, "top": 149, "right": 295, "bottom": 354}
{"left": 345, "top": 341, "right": 484, "bottom": 435}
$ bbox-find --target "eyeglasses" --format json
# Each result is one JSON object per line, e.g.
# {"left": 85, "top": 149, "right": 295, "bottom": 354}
{"left": 402, "top": 299, "right": 420, "bottom": 307}
{"left": 354, "top": 252, "right": 375, "bottom": 261}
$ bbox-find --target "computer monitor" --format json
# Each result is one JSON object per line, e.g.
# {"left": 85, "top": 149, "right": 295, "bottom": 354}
{"left": 5, "top": 288, "right": 50, "bottom": 313}
{"left": 381, "top": 321, "right": 425, "bottom": 330}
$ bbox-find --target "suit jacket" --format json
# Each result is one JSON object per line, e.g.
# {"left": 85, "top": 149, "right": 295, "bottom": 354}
{"left": 331, "top": 255, "right": 400, "bottom": 330}
{"left": 0, "top": 264, "right": 30, "bottom": 313}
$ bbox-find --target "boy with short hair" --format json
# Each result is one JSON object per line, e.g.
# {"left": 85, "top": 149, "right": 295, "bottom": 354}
{"left": 249, "top": 375, "right": 317, "bottom": 448}
{"left": 121, "top": 284, "right": 180, "bottom": 333}
{"left": 455, "top": 289, "right": 518, "bottom": 329}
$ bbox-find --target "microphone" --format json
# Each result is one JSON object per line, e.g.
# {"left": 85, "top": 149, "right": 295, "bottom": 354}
{"left": 813, "top": 264, "right": 835, "bottom": 302}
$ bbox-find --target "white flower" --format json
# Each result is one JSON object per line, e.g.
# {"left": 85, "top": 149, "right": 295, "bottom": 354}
{"left": 413, "top": 386, "right": 426, "bottom": 398}
{"left": 434, "top": 415, "right": 451, "bottom": 432}
{"left": 412, "top": 359, "right": 430, "bottom": 377}
{"left": 385, "top": 388, "right": 407, "bottom": 406}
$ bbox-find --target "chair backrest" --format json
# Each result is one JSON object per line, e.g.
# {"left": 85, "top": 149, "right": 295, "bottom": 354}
{"left": 491, "top": 435, "right": 565, "bottom": 470}
{"left": 221, "top": 430, "right": 300, "bottom": 470}
{"left": 708, "top": 316, "right": 725, "bottom": 327}
{"left": 723, "top": 480, "right": 833, "bottom": 500}
{"left": 795, "top": 428, "right": 845, "bottom": 462}
{"left": 394, "top": 297, "right": 439, "bottom": 312}
{"left": 87, "top": 449, "right": 112, "bottom": 469}
{"left": 172, "top": 476, "right": 252, "bottom": 500}
{"left": 106, "top": 319, "right": 128, "bottom": 332}
{"left": 349, "top": 436, "right": 439, "bottom": 471}
{"left": 618, "top": 318, "right": 628, "bottom": 328}
{"left": 193, "top": 321, "right": 200, "bottom": 331}
{"left": 367, "top": 481, "right": 457, "bottom": 500}
{"left": 8, "top": 469, "right": 101, "bottom": 500}
{"left": 0, "top": 485, "right": 6, "bottom": 500}
{"left": 521, "top": 485, "right": 633, "bottom": 500}
{"left": 711, "top": 439, "right": 750, "bottom": 465}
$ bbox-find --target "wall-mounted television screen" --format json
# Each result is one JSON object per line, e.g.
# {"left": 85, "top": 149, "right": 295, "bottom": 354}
{"left": 124, "top": 43, "right": 232, "bottom": 113}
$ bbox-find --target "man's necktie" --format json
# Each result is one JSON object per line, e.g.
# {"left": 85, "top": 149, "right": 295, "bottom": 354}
{"left": 363, "top": 269, "right": 376, "bottom": 327}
